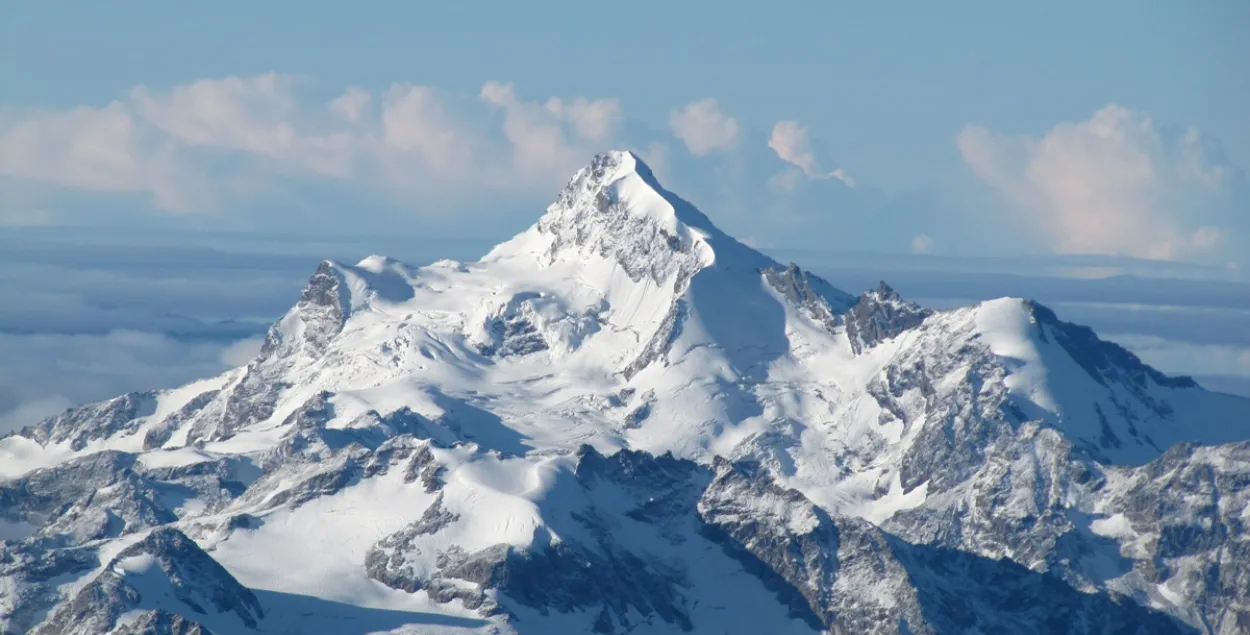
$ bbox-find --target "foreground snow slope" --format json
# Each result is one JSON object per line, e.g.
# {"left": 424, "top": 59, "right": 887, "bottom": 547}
{"left": 2, "top": 151, "right": 1248, "bottom": 635}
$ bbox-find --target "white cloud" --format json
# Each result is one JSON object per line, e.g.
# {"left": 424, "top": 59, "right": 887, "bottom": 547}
{"left": 480, "top": 81, "right": 623, "bottom": 186}
{"left": 911, "top": 234, "right": 934, "bottom": 254}
{"left": 829, "top": 168, "right": 855, "bottom": 187}
{"left": 544, "top": 95, "right": 621, "bottom": 142}
{"left": 0, "top": 75, "right": 627, "bottom": 218}
{"left": 768, "top": 120, "right": 854, "bottom": 187}
{"left": 669, "top": 98, "right": 739, "bottom": 156}
{"left": 0, "top": 102, "right": 205, "bottom": 212}
{"left": 330, "top": 87, "right": 372, "bottom": 124}
{"left": 957, "top": 104, "right": 1243, "bottom": 261}
{"left": 130, "top": 73, "right": 301, "bottom": 158}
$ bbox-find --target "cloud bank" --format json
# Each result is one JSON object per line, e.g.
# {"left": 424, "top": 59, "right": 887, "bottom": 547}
{"left": 0, "top": 74, "right": 625, "bottom": 218}
{"left": 3, "top": 78, "right": 1246, "bottom": 267}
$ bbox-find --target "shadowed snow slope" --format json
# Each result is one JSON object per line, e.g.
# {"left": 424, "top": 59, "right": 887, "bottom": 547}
{"left": 2, "top": 150, "right": 1248, "bottom": 635}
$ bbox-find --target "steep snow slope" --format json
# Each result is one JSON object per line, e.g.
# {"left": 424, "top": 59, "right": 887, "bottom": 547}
{"left": 2, "top": 150, "right": 1248, "bottom": 634}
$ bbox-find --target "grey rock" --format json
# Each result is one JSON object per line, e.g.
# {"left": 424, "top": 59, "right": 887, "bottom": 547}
{"left": 622, "top": 298, "right": 687, "bottom": 379}
{"left": 474, "top": 292, "right": 552, "bottom": 358}
{"left": 844, "top": 282, "right": 932, "bottom": 354}
{"left": 1, "top": 451, "right": 140, "bottom": 526}
{"left": 32, "top": 528, "right": 261, "bottom": 635}
{"left": 143, "top": 390, "right": 219, "bottom": 451}
{"left": 762, "top": 263, "right": 856, "bottom": 331}
{"left": 15, "top": 392, "right": 156, "bottom": 451}
{"left": 0, "top": 540, "right": 98, "bottom": 635}
{"left": 110, "top": 610, "right": 215, "bottom": 635}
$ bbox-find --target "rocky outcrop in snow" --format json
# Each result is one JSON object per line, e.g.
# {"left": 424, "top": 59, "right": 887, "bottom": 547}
{"left": 2, "top": 150, "right": 1248, "bottom": 635}
{"left": 31, "top": 528, "right": 261, "bottom": 635}
{"left": 844, "top": 282, "right": 932, "bottom": 354}
{"left": 16, "top": 392, "right": 157, "bottom": 451}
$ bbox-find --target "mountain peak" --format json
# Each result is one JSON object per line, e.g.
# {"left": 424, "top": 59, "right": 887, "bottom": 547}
{"left": 870, "top": 280, "right": 899, "bottom": 299}
{"left": 580, "top": 149, "right": 651, "bottom": 182}
{"left": 540, "top": 148, "right": 690, "bottom": 236}
{"left": 485, "top": 149, "right": 731, "bottom": 287}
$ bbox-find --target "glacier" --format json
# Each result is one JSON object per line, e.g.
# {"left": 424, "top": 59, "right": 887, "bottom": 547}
{"left": 1, "top": 150, "right": 1248, "bottom": 634}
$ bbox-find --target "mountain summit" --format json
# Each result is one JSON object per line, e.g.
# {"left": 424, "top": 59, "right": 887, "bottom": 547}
{"left": 3, "top": 151, "right": 1249, "bottom": 634}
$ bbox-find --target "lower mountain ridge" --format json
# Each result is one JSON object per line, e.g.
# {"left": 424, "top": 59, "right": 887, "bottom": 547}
{"left": 2, "top": 151, "right": 1248, "bottom": 635}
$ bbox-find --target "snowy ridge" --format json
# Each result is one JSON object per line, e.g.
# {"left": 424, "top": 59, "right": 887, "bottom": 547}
{"left": 2, "top": 150, "right": 1249, "bottom": 634}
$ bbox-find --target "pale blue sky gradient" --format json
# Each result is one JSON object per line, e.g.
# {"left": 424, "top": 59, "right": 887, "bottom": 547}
{"left": 1, "top": 1, "right": 1247, "bottom": 261}
{"left": 6, "top": 1, "right": 1248, "bottom": 189}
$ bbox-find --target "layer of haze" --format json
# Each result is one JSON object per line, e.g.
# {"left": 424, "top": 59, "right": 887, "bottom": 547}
{"left": 2, "top": 228, "right": 1247, "bottom": 435}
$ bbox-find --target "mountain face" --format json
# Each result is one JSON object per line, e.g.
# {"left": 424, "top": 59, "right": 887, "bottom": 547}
{"left": 2, "top": 150, "right": 1249, "bottom": 635}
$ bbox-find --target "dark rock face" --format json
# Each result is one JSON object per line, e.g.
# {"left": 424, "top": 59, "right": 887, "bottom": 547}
{"left": 31, "top": 528, "right": 262, "bottom": 635}
{"left": 291, "top": 260, "right": 351, "bottom": 358}
{"left": 363, "top": 446, "right": 1194, "bottom": 635}
{"left": 697, "top": 458, "right": 838, "bottom": 630}
{"left": 118, "top": 528, "right": 263, "bottom": 625}
{"left": 16, "top": 392, "right": 157, "bottom": 451}
{"left": 0, "top": 541, "right": 98, "bottom": 635}
{"left": 144, "top": 390, "right": 220, "bottom": 451}
{"left": 474, "top": 292, "right": 552, "bottom": 358}
{"left": 762, "top": 263, "right": 857, "bottom": 329}
{"left": 844, "top": 282, "right": 932, "bottom": 354}
{"left": 185, "top": 368, "right": 289, "bottom": 446}
{"left": 1, "top": 451, "right": 249, "bottom": 549}
{"left": 887, "top": 431, "right": 1250, "bottom": 634}
{"left": 1, "top": 451, "right": 138, "bottom": 521}
{"left": 692, "top": 453, "right": 1191, "bottom": 635}
{"left": 622, "top": 299, "right": 687, "bottom": 379}
{"left": 1027, "top": 301, "right": 1197, "bottom": 391}
{"left": 181, "top": 260, "right": 356, "bottom": 446}
{"left": 365, "top": 457, "right": 697, "bottom": 632}
{"left": 112, "top": 610, "right": 216, "bottom": 635}
{"left": 1102, "top": 442, "right": 1250, "bottom": 634}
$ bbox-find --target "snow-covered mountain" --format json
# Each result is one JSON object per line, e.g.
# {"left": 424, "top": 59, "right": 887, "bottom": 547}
{"left": 3, "top": 150, "right": 1248, "bottom": 635}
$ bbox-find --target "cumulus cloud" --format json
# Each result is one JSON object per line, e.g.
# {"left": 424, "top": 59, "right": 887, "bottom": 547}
{"left": 480, "top": 81, "right": 623, "bottom": 185}
{"left": 669, "top": 98, "right": 739, "bottom": 156}
{"left": 768, "top": 120, "right": 854, "bottom": 187}
{"left": 957, "top": 105, "right": 1244, "bottom": 261}
{"left": 330, "top": 87, "right": 372, "bottom": 124}
{"left": 0, "top": 102, "right": 207, "bottom": 212}
{"left": 0, "top": 75, "right": 626, "bottom": 218}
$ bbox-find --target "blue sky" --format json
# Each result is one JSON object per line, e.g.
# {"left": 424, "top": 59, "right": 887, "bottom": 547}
{"left": 2, "top": 2, "right": 1249, "bottom": 429}
{"left": 3, "top": 1, "right": 1248, "bottom": 263}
